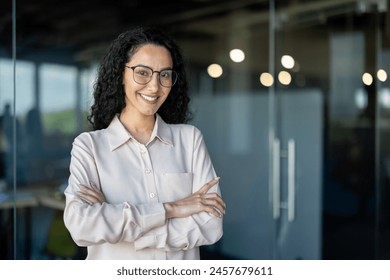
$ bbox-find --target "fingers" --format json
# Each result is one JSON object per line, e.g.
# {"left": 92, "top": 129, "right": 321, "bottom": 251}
{"left": 203, "top": 193, "right": 225, "bottom": 209}
{"left": 204, "top": 205, "right": 223, "bottom": 218}
{"left": 78, "top": 184, "right": 100, "bottom": 200}
{"left": 76, "top": 191, "right": 95, "bottom": 205}
{"left": 90, "top": 181, "right": 100, "bottom": 192}
{"left": 77, "top": 183, "right": 105, "bottom": 205}
{"left": 196, "top": 177, "right": 224, "bottom": 218}
{"left": 200, "top": 193, "right": 226, "bottom": 217}
{"left": 198, "top": 177, "right": 220, "bottom": 194}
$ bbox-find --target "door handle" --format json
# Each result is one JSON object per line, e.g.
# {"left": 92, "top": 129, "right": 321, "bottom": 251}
{"left": 287, "top": 139, "right": 296, "bottom": 222}
{"left": 273, "top": 138, "right": 280, "bottom": 219}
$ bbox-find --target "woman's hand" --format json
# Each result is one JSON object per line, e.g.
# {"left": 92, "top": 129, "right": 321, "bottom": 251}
{"left": 164, "top": 177, "right": 225, "bottom": 219}
{"left": 76, "top": 182, "right": 106, "bottom": 205}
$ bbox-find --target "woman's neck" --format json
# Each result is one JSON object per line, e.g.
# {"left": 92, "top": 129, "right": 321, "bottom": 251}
{"left": 119, "top": 112, "right": 156, "bottom": 144}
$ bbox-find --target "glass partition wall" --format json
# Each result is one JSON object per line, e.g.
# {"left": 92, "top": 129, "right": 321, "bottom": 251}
{"left": 0, "top": 0, "right": 15, "bottom": 260}
{"left": 273, "top": 0, "right": 379, "bottom": 259}
{"left": 271, "top": 0, "right": 390, "bottom": 259}
{"left": 1, "top": 0, "right": 390, "bottom": 259}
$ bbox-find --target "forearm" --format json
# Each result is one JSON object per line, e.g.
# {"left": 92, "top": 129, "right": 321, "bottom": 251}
{"left": 64, "top": 192, "right": 166, "bottom": 246}
{"left": 134, "top": 211, "right": 223, "bottom": 251}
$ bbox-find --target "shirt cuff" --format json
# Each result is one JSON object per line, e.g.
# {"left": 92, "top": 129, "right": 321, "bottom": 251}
{"left": 134, "top": 232, "right": 189, "bottom": 251}
{"left": 126, "top": 202, "right": 166, "bottom": 232}
{"left": 134, "top": 233, "right": 167, "bottom": 251}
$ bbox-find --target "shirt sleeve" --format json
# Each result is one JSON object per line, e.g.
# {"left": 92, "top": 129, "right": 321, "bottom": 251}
{"left": 63, "top": 133, "right": 166, "bottom": 247}
{"left": 133, "top": 127, "right": 223, "bottom": 251}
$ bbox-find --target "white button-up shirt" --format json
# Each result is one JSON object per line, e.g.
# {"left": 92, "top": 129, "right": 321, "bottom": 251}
{"left": 63, "top": 114, "right": 223, "bottom": 259}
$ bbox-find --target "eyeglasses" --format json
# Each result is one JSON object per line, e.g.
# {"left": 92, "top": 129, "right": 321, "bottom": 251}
{"left": 126, "top": 65, "right": 178, "bottom": 88}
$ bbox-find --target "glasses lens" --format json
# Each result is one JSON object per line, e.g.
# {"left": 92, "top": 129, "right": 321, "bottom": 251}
{"left": 159, "top": 70, "right": 178, "bottom": 87}
{"left": 131, "top": 66, "right": 178, "bottom": 87}
{"left": 133, "top": 66, "right": 152, "bottom": 84}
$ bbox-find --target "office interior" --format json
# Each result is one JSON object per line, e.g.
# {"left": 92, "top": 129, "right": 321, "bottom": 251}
{"left": 1, "top": 0, "right": 390, "bottom": 260}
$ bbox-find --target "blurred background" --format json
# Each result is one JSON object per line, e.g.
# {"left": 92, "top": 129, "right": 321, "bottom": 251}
{"left": 1, "top": 0, "right": 390, "bottom": 260}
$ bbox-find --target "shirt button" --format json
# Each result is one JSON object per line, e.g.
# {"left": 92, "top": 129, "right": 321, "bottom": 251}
{"left": 145, "top": 169, "right": 151, "bottom": 174}
{"left": 149, "top": 192, "right": 155, "bottom": 198}
{"left": 141, "top": 149, "right": 146, "bottom": 154}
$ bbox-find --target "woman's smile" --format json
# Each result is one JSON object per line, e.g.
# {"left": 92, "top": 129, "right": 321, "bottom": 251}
{"left": 139, "top": 93, "right": 159, "bottom": 103}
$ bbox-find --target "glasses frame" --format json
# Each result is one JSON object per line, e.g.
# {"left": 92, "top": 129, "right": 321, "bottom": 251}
{"left": 126, "top": 65, "right": 178, "bottom": 88}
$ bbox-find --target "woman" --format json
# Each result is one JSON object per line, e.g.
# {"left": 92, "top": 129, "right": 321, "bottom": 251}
{"left": 63, "top": 27, "right": 225, "bottom": 260}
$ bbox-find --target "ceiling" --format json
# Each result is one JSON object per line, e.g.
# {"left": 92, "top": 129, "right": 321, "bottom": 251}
{"left": 0, "top": 0, "right": 387, "bottom": 65}
{"left": 0, "top": 0, "right": 267, "bottom": 60}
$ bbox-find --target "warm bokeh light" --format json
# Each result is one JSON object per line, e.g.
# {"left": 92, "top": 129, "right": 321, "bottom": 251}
{"left": 362, "top": 72, "right": 373, "bottom": 86}
{"left": 229, "top": 49, "right": 245, "bottom": 63}
{"left": 207, "top": 63, "right": 223, "bottom": 78}
{"left": 278, "top": 71, "right": 292, "bottom": 85}
{"left": 377, "top": 69, "right": 387, "bottom": 82}
{"left": 281, "top": 55, "right": 295, "bottom": 69}
{"left": 259, "top": 72, "right": 274, "bottom": 87}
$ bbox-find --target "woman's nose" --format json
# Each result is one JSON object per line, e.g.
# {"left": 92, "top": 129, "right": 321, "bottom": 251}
{"left": 146, "top": 73, "right": 160, "bottom": 91}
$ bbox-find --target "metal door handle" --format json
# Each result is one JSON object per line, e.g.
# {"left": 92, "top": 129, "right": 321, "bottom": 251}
{"left": 273, "top": 138, "right": 280, "bottom": 219}
{"left": 287, "top": 139, "right": 296, "bottom": 222}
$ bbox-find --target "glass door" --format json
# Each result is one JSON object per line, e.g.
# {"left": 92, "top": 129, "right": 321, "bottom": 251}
{"left": 273, "top": 0, "right": 390, "bottom": 259}
{"left": 270, "top": 0, "right": 324, "bottom": 259}
{"left": 377, "top": 6, "right": 390, "bottom": 259}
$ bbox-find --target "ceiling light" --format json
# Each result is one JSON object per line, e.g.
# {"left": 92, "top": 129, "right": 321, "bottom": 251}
{"left": 229, "top": 49, "right": 245, "bottom": 63}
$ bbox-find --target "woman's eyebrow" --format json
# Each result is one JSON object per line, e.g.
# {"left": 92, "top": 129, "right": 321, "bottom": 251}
{"left": 133, "top": 64, "right": 173, "bottom": 71}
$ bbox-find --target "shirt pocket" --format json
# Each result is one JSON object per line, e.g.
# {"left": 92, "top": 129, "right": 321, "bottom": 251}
{"left": 158, "top": 172, "right": 193, "bottom": 202}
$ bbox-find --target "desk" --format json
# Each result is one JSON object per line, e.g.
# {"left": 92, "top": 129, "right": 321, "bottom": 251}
{"left": 38, "top": 192, "right": 65, "bottom": 210}
{"left": 0, "top": 185, "right": 65, "bottom": 210}
{"left": 0, "top": 191, "right": 39, "bottom": 259}
{"left": 0, "top": 192, "right": 39, "bottom": 209}
{"left": 0, "top": 186, "right": 65, "bottom": 259}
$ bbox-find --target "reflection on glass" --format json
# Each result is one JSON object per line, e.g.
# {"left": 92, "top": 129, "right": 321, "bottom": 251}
{"left": 380, "top": 88, "right": 390, "bottom": 108}
{"left": 354, "top": 88, "right": 368, "bottom": 109}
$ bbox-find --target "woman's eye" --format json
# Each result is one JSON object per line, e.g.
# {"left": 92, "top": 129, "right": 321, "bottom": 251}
{"left": 137, "top": 70, "right": 148, "bottom": 76}
{"left": 160, "top": 71, "right": 172, "bottom": 79}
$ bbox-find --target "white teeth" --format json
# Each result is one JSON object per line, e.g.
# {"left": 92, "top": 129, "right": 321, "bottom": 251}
{"left": 140, "top": 94, "right": 158, "bottom": 102}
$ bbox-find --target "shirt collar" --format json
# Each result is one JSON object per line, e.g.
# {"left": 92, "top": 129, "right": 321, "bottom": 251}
{"left": 152, "top": 114, "right": 174, "bottom": 147}
{"left": 107, "top": 114, "right": 173, "bottom": 151}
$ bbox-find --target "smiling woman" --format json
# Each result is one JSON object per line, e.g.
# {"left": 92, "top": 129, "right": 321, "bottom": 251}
{"left": 4, "top": 0, "right": 390, "bottom": 262}
{"left": 120, "top": 44, "right": 173, "bottom": 125}
{"left": 62, "top": 26, "right": 225, "bottom": 260}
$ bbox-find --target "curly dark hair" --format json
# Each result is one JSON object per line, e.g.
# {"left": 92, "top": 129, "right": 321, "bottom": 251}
{"left": 88, "top": 26, "right": 191, "bottom": 130}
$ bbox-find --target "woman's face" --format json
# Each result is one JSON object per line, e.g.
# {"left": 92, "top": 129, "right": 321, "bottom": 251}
{"left": 122, "top": 44, "right": 173, "bottom": 118}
